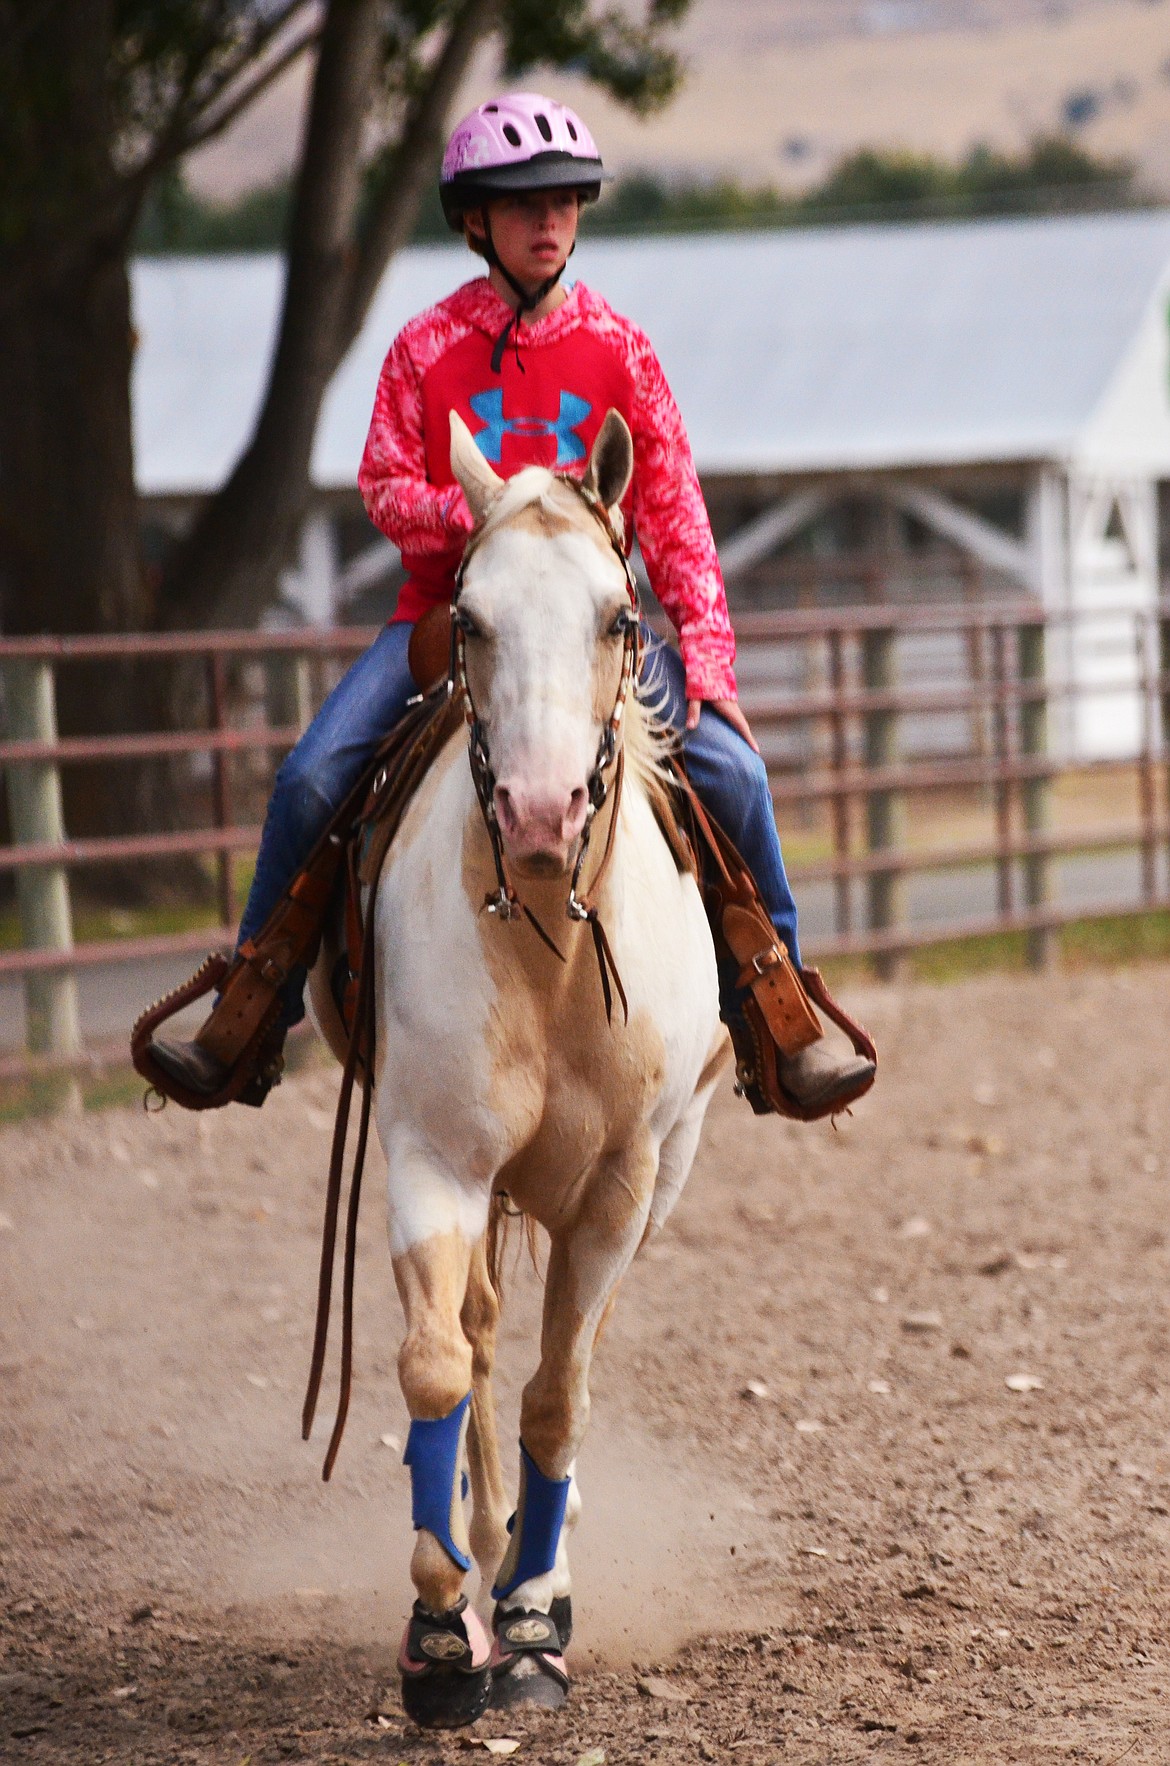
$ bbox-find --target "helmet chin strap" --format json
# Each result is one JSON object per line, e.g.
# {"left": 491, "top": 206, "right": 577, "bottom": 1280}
{"left": 482, "top": 211, "right": 573, "bottom": 374}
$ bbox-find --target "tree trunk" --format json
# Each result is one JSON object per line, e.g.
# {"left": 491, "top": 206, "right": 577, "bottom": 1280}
{"left": 162, "top": 0, "right": 385, "bottom": 633}
{"left": 0, "top": 246, "right": 178, "bottom": 874}
{"left": 163, "top": 0, "right": 497, "bottom": 633}
{"left": 0, "top": 249, "right": 147, "bottom": 639}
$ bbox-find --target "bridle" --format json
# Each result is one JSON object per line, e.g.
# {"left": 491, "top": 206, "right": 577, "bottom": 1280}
{"left": 448, "top": 478, "right": 641, "bottom": 1023}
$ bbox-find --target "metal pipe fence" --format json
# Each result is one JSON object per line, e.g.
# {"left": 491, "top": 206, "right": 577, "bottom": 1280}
{"left": 2, "top": 602, "right": 1168, "bottom": 1063}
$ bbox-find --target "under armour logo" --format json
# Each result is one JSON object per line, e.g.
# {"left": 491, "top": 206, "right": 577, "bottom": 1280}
{"left": 469, "top": 387, "right": 592, "bottom": 468}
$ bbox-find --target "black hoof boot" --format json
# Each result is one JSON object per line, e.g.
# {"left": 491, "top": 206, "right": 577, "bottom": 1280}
{"left": 398, "top": 1597, "right": 492, "bottom": 1730}
{"left": 490, "top": 1605, "right": 570, "bottom": 1711}
{"left": 549, "top": 1594, "right": 573, "bottom": 1648}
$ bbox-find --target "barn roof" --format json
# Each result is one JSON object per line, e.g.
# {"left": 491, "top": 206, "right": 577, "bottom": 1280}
{"left": 131, "top": 208, "right": 1170, "bottom": 495}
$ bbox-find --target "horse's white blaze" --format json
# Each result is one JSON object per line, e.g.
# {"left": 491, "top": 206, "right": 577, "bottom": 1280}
{"left": 464, "top": 516, "right": 632, "bottom": 868}
{"left": 351, "top": 415, "right": 727, "bottom": 1628}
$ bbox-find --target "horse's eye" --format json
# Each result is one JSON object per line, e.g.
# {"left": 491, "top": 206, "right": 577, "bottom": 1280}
{"left": 454, "top": 607, "right": 483, "bottom": 639}
{"left": 607, "top": 607, "right": 635, "bottom": 640}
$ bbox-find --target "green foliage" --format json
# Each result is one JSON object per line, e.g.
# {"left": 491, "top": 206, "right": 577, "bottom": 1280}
{"left": 799, "top": 136, "right": 1137, "bottom": 224}
{"left": 816, "top": 908, "right": 1170, "bottom": 993}
{"left": 137, "top": 134, "right": 1145, "bottom": 257}
{"left": 584, "top": 138, "right": 1141, "bottom": 237}
{"left": 583, "top": 172, "right": 791, "bottom": 235}
{"left": 107, "top": 1, "right": 258, "bottom": 147}
{"left": 584, "top": 137, "right": 1141, "bottom": 237}
{"left": 136, "top": 164, "right": 292, "bottom": 251}
{"left": 1061, "top": 909, "right": 1170, "bottom": 969}
{"left": 5, "top": 1, "right": 691, "bottom": 260}
{"left": 501, "top": 0, "right": 683, "bottom": 114}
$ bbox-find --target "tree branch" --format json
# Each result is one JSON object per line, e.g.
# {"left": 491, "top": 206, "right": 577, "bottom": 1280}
{"left": 342, "top": 0, "right": 500, "bottom": 351}
{"left": 127, "top": 0, "right": 316, "bottom": 189}
{"left": 175, "top": 20, "right": 321, "bottom": 159}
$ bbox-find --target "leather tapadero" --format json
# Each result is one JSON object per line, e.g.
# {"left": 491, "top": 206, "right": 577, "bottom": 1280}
{"left": 721, "top": 900, "right": 822, "bottom": 1055}
{"left": 131, "top": 684, "right": 459, "bottom": 1109}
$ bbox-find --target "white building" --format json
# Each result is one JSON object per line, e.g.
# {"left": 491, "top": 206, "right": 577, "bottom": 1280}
{"left": 133, "top": 209, "right": 1170, "bottom": 756}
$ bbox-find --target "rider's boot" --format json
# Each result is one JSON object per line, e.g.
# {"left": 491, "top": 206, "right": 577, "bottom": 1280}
{"left": 135, "top": 927, "right": 307, "bottom": 1110}
{"left": 149, "top": 1029, "right": 230, "bottom": 1098}
{"left": 776, "top": 1034, "right": 876, "bottom": 1116}
{"left": 719, "top": 901, "right": 876, "bottom": 1120}
{"left": 149, "top": 989, "right": 288, "bottom": 1107}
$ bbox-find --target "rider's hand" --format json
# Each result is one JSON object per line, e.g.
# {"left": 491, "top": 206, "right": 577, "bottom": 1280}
{"left": 685, "top": 698, "right": 761, "bottom": 755}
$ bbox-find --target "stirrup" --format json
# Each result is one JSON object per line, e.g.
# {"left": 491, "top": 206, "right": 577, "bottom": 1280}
{"left": 131, "top": 952, "right": 286, "bottom": 1111}
{"left": 731, "top": 966, "right": 876, "bottom": 1121}
{"left": 151, "top": 1022, "right": 286, "bottom": 1111}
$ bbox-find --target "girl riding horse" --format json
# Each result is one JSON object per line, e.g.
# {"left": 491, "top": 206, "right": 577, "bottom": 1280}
{"left": 150, "top": 91, "right": 874, "bottom": 1119}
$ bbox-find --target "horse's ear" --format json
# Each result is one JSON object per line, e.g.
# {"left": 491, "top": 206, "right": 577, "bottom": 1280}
{"left": 449, "top": 410, "right": 503, "bottom": 522}
{"left": 583, "top": 409, "right": 634, "bottom": 513}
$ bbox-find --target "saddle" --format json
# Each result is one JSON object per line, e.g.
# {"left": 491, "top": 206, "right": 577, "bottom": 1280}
{"left": 132, "top": 609, "right": 873, "bottom": 1122}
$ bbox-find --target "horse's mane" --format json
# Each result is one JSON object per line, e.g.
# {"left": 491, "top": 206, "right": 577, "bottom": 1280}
{"left": 625, "top": 677, "right": 684, "bottom": 836}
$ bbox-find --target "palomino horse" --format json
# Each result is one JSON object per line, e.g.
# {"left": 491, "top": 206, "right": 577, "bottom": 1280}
{"left": 310, "top": 409, "right": 728, "bottom": 1728}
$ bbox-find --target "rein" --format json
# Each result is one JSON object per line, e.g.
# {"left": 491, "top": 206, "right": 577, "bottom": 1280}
{"left": 449, "top": 479, "right": 641, "bottom": 1025}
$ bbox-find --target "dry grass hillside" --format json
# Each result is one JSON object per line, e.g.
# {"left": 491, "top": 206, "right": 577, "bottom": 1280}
{"left": 190, "top": 0, "right": 1170, "bottom": 201}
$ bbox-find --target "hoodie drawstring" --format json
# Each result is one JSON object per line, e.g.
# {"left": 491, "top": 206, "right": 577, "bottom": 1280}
{"left": 482, "top": 214, "right": 574, "bottom": 374}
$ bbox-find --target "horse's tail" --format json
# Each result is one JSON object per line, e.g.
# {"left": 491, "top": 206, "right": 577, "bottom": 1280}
{"left": 485, "top": 1187, "right": 539, "bottom": 1304}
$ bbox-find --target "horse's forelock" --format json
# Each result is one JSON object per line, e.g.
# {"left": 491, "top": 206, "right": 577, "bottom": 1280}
{"left": 478, "top": 469, "right": 608, "bottom": 549}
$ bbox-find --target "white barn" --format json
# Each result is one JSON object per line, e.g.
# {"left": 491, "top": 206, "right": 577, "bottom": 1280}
{"left": 132, "top": 209, "right": 1170, "bottom": 757}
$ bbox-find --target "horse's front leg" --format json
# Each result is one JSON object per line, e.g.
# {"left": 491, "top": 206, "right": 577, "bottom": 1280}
{"left": 490, "top": 1144, "right": 656, "bottom": 1708}
{"left": 388, "top": 1144, "right": 494, "bottom": 1729}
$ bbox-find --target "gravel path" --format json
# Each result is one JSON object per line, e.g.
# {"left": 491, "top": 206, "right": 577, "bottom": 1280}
{"left": 2, "top": 964, "right": 1168, "bottom": 1763}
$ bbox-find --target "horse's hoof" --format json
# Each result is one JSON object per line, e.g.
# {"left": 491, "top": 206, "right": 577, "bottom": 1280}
{"left": 398, "top": 1597, "right": 492, "bottom": 1730}
{"left": 402, "top": 1664, "right": 492, "bottom": 1729}
{"left": 490, "top": 1606, "right": 570, "bottom": 1711}
{"left": 491, "top": 1652, "right": 568, "bottom": 1711}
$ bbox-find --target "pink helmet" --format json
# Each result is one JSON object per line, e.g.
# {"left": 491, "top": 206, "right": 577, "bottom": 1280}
{"left": 440, "top": 92, "right": 607, "bottom": 228}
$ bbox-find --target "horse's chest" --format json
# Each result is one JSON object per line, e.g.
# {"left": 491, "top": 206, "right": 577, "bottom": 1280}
{"left": 485, "top": 988, "right": 666, "bottom": 1198}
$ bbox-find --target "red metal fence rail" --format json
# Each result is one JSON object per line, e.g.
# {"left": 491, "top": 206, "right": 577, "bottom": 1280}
{"left": 2, "top": 603, "right": 1168, "bottom": 1063}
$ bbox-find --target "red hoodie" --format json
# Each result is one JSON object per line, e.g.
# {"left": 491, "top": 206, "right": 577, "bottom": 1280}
{"left": 357, "top": 275, "right": 737, "bottom": 702}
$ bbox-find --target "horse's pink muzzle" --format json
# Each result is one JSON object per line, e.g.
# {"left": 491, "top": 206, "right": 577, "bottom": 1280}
{"left": 494, "top": 779, "right": 590, "bottom": 872}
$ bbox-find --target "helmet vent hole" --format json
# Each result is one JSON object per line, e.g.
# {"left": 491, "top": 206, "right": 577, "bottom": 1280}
{"left": 484, "top": 103, "right": 498, "bottom": 113}
{"left": 502, "top": 122, "right": 522, "bottom": 146}
{"left": 566, "top": 119, "right": 578, "bottom": 141}
{"left": 536, "top": 113, "right": 553, "bottom": 141}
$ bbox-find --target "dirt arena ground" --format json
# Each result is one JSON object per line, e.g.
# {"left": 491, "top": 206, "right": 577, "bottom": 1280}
{"left": 3, "top": 964, "right": 1169, "bottom": 1765}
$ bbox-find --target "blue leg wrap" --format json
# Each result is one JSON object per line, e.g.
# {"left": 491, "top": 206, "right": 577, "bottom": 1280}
{"left": 403, "top": 1392, "right": 472, "bottom": 1573}
{"left": 492, "top": 1440, "right": 571, "bottom": 1601}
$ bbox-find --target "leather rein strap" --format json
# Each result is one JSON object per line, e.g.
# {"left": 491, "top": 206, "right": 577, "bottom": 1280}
{"left": 301, "top": 686, "right": 460, "bottom": 1481}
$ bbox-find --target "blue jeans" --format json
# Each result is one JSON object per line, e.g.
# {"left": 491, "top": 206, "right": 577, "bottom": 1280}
{"left": 238, "top": 623, "right": 416, "bottom": 1026}
{"left": 641, "top": 631, "right": 802, "bottom": 969}
{"left": 237, "top": 622, "right": 802, "bottom": 1027}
